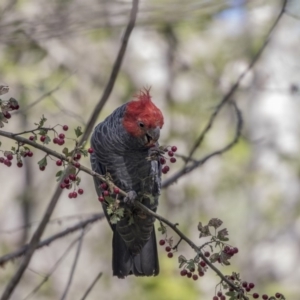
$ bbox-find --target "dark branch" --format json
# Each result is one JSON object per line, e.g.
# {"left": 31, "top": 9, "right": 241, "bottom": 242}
{"left": 79, "top": 271, "right": 103, "bottom": 300}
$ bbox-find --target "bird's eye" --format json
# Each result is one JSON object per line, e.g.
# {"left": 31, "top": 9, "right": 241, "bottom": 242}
{"left": 138, "top": 122, "right": 144, "bottom": 128}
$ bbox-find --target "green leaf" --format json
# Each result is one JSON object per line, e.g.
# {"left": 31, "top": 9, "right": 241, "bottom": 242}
{"left": 38, "top": 156, "right": 47, "bottom": 167}
{"left": 80, "top": 149, "right": 88, "bottom": 157}
{"left": 11, "top": 146, "right": 16, "bottom": 152}
{"left": 76, "top": 176, "right": 81, "bottom": 186}
{"left": 56, "top": 170, "right": 63, "bottom": 182}
{"left": 44, "top": 136, "right": 51, "bottom": 145}
{"left": 178, "top": 255, "right": 187, "bottom": 268}
{"left": 74, "top": 126, "right": 83, "bottom": 138}
{"left": 115, "top": 208, "right": 124, "bottom": 218}
{"left": 39, "top": 115, "right": 47, "bottom": 128}
{"left": 39, "top": 129, "right": 47, "bottom": 136}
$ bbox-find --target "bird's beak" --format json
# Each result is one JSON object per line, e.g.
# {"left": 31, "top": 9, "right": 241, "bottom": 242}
{"left": 145, "top": 126, "right": 160, "bottom": 146}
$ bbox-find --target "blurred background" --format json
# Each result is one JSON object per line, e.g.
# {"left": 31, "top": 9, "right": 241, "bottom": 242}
{"left": 0, "top": 0, "right": 300, "bottom": 299}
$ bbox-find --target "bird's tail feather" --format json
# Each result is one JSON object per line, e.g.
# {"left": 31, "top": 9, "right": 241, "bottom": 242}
{"left": 112, "top": 228, "right": 159, "bottom": 278}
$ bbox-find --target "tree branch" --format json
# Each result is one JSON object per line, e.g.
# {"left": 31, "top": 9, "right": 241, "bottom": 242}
{"left": 60, "top": 229, "right": 85, "bottom": 300}
{"left": 79, "top": 271, "right": 103, "bottom": 300}
{"left": 184, "top": 0, "right": 287, "bottom": 166}
{"left": 0, "top": 214, "right": 104, "bottom": 266}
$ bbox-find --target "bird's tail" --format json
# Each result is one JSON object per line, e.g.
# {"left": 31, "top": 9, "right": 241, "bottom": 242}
{"left": 112, "top": 228, "right": 159, "bottom": 278}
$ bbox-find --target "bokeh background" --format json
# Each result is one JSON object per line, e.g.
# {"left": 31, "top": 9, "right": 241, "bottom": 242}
{"left": 0, "top": 0, "right": 300, "bottom": 299}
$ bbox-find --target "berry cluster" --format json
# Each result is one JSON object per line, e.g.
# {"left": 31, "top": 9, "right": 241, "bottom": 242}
{"left": 97, "top": 182, "right": 120, "bottom": 203}
{"left": 160, "top": 145, "right": 177, "bottom": 174}
{"left": 0, "top": 149, "right": 33, "bottom": 168}
{"left": 158, "top": 239, "right": 174, "bottom": 258}
{"left": 59, "top": 174, "right": 84, "bottom": 199}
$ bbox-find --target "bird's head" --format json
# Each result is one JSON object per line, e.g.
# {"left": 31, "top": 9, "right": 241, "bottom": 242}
{"left": 123, "top": 89, "right": 164, "bottom": 147}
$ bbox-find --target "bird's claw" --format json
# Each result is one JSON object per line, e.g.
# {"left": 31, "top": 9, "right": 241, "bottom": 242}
{"left": 124, "top": 190, "right": 137, "bottom": 206}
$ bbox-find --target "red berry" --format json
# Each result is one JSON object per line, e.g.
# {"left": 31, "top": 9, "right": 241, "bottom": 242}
{"left": 14, "top": 104, "right": 19, "bottom": 110}
{"left": 160, "top": 157, "right": 166, "bottom": 165}
{"left": 78, "top": 188, "right": 84, "bottom": 195}
{"left": 199, "top": 271, "right": 204, "bottom": 277}
{"left": 159, "top": 239, "right": 165, "bottom": 246}
{"left": 40, "top": 136, "right": 46, "bottom": 142}
{"left": 29, "top": 136, "right": 35, "bottom": 141}
{"left": 233, "top": 247, "right": 239, "bottom": 254}
{"left": 246, "top": 287, "right": 251, "bottom": 292}
{"left": 64, "top": 178, "right": 70, "bottom": 184}
{"left": 4, "top": 112, "right": 11, "bottom": 119}
{"left": 204, "top": 251, "right": 210, "bottom": 257}
{"left": 98, "top": 196, "right": 104, "bottom": 202}
{"left": 217, "top": 291, "right": 222, "bottom": 297}
{"left": 72, "top": 192, "right": 77, "bottom": 198}
{"left": 53, "top": 137, "right": 59, "bottom": 144}
{"left": 59, "top": 133, "right": 65, "bottom": 139}
{"left": 7, "top": 154, "right": 13, "bottom": 161}
{"left": 60, "top": 183, "right": 66, "bottom": 189}
{"left": 39, "top": 166, "right": 45, "bottom": 171}
{"left": 275, "top": 293, "right": 281, "bottom": 298}
{"left": 187, "top": 272, "right": 192, "bottom": 278}
{"left": 56, "top": 160, "right": 62, "bottom": 166}
{"left": 63, "top": 125, "right": 68, "bottom": 131}
{"left": 168, "top": 150, "right": 174, "bottom": 157}
{"left": 162, "top": 165, "right": 170, "bottom": 174}
{"left": 28, "top": 151, "right": 33, "bottom": 157}
{"left": 0, "top": 157, "right": 4, "bottom": 163}
{"left": 171, "top": 146, "right": 177, "bottom": 152}
{"left": 88, "top": 147, "right": 94, "bottom": 154}
{"left": 75, "top": 153, "right": 81, "bottom": 160}
{"left": 242, "top": 281, "right": 247, "bottom": 288}
{"left": 200, "top": 261, "right": 206, "bottom": 267}
{"left": 4, "top": 159, "right": 11, "bottom": 167}
{"left": 249, "top": 283, "right": 255, "bottom": 289}
{"left": 17, "top": 162, "right": 23, "bottom": 168}
{"left": 74, "top": 162, "right": 80, "bottom": 168}
{"left": 253, "top": 294, "right": 259, "bottom": 299}
{"left": 103, "top": 190, "right": 109, "bottom": 197}
{"left": 220, "top": 296, "right": 225, "bottom": 300}
{"left": 180, "top": 269, "right": 187, "bottom": 276}
{"left": 170, "top": 157, "right": 176, "bottom": 163}
{"left": 192, "top": 274, "right": 198, "bottom": 280}
{"left": 190, "top": 267, "right": 195, "bottom": 273}
{"left": 165, "top": 246, "right": 171, "bottom": 252}
{"left": 167, "top": 252, "right": 173, "bottom": 258}
{"left": 262, "top": 295, "right": 268, "bottom": 300}
{"left": 68, "top": 192, "right": 73, "bottom": 199}
{"left": 113, "top": 187, "right": 120, "bottom": 194}
{"left": 213, "top": 297, "right": 218, "bottom": 300}
{"left": 100, "top": 183, "right": 108, "bottom": 190}
{"left": 57, "top": 139, "right": 65, "bottom": 145}
{"left": 69, "top": 174, "right": 76, "bottom": 181}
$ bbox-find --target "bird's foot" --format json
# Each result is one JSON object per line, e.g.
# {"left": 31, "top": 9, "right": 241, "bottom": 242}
{"left": 124, "top": 190, "right": 137, "bottom": 206}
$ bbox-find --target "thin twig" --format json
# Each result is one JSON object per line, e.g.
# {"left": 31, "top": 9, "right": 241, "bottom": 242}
{"left": 0, "top": 212, "right": 100, "bottom": 235}
{"left": 23, "top": 235, "right": 85, "bottom": 300}
{"left": 16, "top": 74, "right": 74, "bottom": 114}
{"left": 0, "top": 214, "right": 103, "bottom": 266}
{"left": 79, "top": 271, "right": 103, "bottom": 300}
{"left": 79, "top": 0, "right": 139, "bottom": 145}
{"left": 60, "top": 229, "right": 85, "bottom": 300}
{"left": 162, "top": 101, "right": 243, "bottom": 188}
{"left": 184, "top": 0, "right": 287, "bottom": 165}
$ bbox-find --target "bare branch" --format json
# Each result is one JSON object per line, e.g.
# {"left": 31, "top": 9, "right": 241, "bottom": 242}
{"left": 16, "top": 73, "right": 74, "bottom": 114}
{"left": 0, "top": 214, "right": 104, "bottom": 266}
{"left": 60, "top": 229, "right": 85, "bottom": 300}
{"left": 79, "top": 0, "right": 139, "bottom": 145}
{"left": 162, "top": 101, "right": 243, "bottom": 189}
{"left": 184, "top": 0, "right": 287, "bottom": 165}
{"left": 23, "top": 234, "right": 85, "bottom": 300}
{"left": 79, "top": 271, "right": 103, "bottom": 300}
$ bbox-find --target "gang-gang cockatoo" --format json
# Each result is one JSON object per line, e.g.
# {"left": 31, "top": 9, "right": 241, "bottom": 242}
{"left": 90, "top": 89, "right": 164, "bottom": 278}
